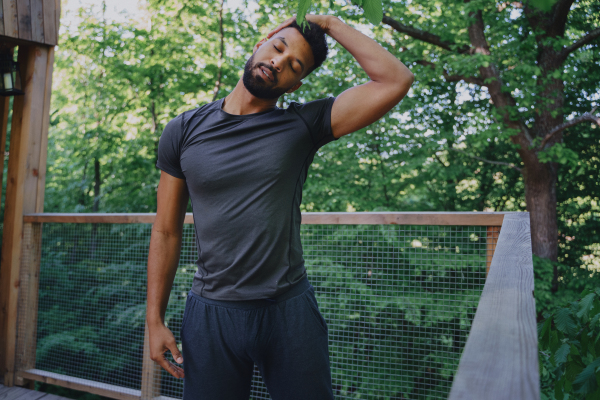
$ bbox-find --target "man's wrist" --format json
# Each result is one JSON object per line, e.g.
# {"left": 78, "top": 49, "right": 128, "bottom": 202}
{"left": 324, "top": 15, "right": 342, "bottom": 34}
{"left": 146, "top": 312, "right": 165, "bottom": 328}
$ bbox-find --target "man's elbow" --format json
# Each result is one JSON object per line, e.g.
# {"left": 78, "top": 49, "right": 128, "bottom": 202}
{"left": 392, "top": 71, "right": 414, "bottom": 102}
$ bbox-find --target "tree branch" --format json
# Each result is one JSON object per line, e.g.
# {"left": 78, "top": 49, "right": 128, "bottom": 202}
{"left": 538, "top": 108, "right": 600, "bottom": 150}
{"left": 211, "top": 0, "right": 225, "bottom": 102}
{"left": 450, "top": 147, "right": 522, "bottom": 172}
{"left": 382, "top": 15, "right": 470, "bottom": 53}
{"left": 559, "top": 27, "right": 600, "bottom": 60}
{"left": 467, "top": 9, "right": 534, "bottom": 147}
{"left": 415, "top": 60, "right": 485, "bottom": 86}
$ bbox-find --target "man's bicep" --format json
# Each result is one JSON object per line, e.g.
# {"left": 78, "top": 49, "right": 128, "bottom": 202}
{"left": 330, "top": 80, "right": 411, "bottom": 139}
{"left": 155, "top": 171, "right": 189, "bottom": 236}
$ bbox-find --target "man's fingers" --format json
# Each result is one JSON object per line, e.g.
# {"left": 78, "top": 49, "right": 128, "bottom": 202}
{"left": 157, "top": 356, "right": 185, "bottom": 379}
{"left": 267, "top": 16, "right": 296, "bottom": 38}
{"left": 168, "top": 341, "right": 184, "bottom": 364}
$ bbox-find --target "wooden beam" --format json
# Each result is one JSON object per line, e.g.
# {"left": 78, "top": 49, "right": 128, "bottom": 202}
{"left": 301, "top": 212, "right": 506, "bottom": 226}
{"left": 16, "top": 369, "right": 142, "bottom": 400}
{"left": 23, "top": 212, "right": 508, "bottom": 226}
{"left": 448, "top": 213, "right": 539, "bottom": 400}
{"left": 0, "top": 44, "right": 49, "bottom": 386}
{"left": 14, "top": 223, "right": 42, "bottom": 388}
{"left": 140, "top": 322, "right": 162, "bottom": 400}
{"left": 2, "top": 0, "right": 18, "bottom": 38}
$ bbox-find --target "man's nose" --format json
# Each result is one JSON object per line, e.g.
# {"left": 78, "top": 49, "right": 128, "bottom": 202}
{"left": 270, "top": 57, "right": 283, "bottom": 72}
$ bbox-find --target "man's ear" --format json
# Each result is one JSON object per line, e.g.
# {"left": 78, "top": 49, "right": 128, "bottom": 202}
{"left": 253, "top": 37, "right": 268, "bottom": 53}
{"left": 286, "top": 81, "right": 303, "bottom": 94}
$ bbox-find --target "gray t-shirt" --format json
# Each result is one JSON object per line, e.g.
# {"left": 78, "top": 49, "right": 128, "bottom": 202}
{"left": 156, "top": 96, "right": 338, "bottom": 301}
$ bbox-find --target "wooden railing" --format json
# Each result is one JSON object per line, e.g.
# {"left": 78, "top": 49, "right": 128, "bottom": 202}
{"left": 9, "top": 212, "right": 538, "bottom": 400}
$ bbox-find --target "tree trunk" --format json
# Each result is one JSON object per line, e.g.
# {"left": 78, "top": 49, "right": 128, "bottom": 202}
{"left": 93, "top": 157, "right": 101, "bottom": 212}
{"left": 523, "top": 156, "right": 559, "bottom": 291}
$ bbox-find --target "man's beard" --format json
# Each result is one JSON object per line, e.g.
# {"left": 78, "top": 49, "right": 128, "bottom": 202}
{"left": 242, "top": 54, "right": 290, "bottom": 100}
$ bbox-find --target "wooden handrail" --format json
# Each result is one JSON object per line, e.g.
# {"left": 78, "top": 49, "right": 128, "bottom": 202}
{"left": 23, "top": 212, "right": 509, "bottom": 225}
{"left": 448, "top": 212, "right": 539, "bottom": 399}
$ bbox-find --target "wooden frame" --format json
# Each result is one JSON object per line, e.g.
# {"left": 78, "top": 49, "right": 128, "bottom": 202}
{"left": 10, "top": 211, "right": 539, "bottom": 400}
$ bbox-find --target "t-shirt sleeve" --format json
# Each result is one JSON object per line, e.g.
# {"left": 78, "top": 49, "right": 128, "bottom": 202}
{"left": 289, "top": 96, "right": 338, "bottom": 148}
{"left": 156, "top": 114, "right": 186, "bottom": 179}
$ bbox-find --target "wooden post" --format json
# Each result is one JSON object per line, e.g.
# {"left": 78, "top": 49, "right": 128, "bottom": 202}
{"left": 141, "top": 322, "right": 162, "bottom": 400}
{"left": 14, "top": 222, "right": 43, "bottom": 389}
{"left": 486, "top": 226, "right": 500, "bottom": 276}
{"left": 0, "top": 43, "right": 53, "bottom": 387}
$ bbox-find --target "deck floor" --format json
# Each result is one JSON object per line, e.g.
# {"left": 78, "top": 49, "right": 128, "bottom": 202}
{"left": 0, "top": 384, "right": 71, "bottom": 400}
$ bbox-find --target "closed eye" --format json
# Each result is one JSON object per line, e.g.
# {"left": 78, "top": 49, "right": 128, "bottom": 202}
{"left": 273, "top": 44, "right": 298, "bottom": 74}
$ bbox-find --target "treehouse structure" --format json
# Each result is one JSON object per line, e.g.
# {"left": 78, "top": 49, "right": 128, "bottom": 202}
{"left": 0, "top": 1, "right": 540, "bottom": 399}
{"left": 0, "top": 0, "right": 60, "bottom": 387}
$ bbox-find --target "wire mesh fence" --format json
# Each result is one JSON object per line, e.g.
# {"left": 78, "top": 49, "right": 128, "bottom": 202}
{"left": 19, "top": 220, "right": 495, "bottom": 400}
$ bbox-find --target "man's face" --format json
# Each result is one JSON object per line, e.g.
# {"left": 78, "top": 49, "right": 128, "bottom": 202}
{"left": 242, "top": 27, "right": 315, "bottom": 99}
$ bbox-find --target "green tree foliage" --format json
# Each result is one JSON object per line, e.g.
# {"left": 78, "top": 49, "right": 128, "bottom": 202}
{"left": 538, "top": 288, "right": 600, "bottom": 399}
{"left": 46, "top": 0, "right": 599, "bottom": 315}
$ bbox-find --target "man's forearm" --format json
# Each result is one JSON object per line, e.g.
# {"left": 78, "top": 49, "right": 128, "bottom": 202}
{"left": 326, "top": 16, "right": 413, "bottom": 85}
{"left": 146, "top": 229, "right": 183, "bottom": 327}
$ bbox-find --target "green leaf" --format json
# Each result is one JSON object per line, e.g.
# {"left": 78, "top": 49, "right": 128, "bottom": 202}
{"left": 362, "top": 0, "right": 383, "bottom": 25}
{"left": 555, "top": 343, "right": 571, "bottom": 365}
{"left": 574, "top": 357, "right": 600, "bottom": 394}
{"left": 556, "top": 308, "right": 578, "bottom": 336}
{"left": 578, "top": 293, "right": 597, "bottom": 320}
{"left": 296, "top": 0, "right": 312, "bottom": 26}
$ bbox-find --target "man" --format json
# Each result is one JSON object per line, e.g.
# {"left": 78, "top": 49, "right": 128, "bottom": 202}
{"left": 147, "top": 14, "right": 413, "bottom": 400}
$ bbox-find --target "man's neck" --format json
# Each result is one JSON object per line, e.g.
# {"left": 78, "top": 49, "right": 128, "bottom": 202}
{"left": 221, "top": 80, "right": 279, "bottom": 115}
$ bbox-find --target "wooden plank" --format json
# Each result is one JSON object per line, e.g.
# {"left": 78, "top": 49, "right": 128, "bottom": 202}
{"left": 16, "top": 0, "right": 30, "bottom": 41}
{"left": 486, "top": 225, "right": 501, "bottom": 276}
{"left": 42, "top": 0, "right": 56, "bottom": 45}
{"left": 140, "top": 323, "right": 161, "bottom": 400}
{"left": 29, "top": 0, "right": 42, "bottom": 43}
{"left": 38, "top": 395, "right": 71, "bottom": 400}
{"left": 448, "top": 213, "right": 539, "bottom": 400}
{"left": 0, "top": 44, "right": 49, "bottom": 386}
{"left": 22, "top": 212, "right": 508, "bottom": 226}
{"left": 8, "top": 388, "right": 46, "bottom": 400}
{"left": 0, "top": 387, "right": 31, "bottom": 400}
{"left": 53, "top": 0, "right": 59, "bottom": 44}
{"left": 2, "top": 0, "right": 18, "bottom": 38}
{"left": 0, "top": 0, "right": 5, "bottom": 35}
{"left": 16, "top": 370, "right": 141, "bottom": 400}
{"left": 0, "top": 386, "right": 14, "bottom": 396}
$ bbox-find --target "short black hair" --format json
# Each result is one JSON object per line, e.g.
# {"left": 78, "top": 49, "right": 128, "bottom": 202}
{"left": 286, "top": 20, "right": 328, "bottom": 75}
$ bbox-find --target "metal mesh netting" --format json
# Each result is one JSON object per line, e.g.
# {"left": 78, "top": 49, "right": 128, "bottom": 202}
{"left": 21, "top": 221, "right": 495, "bottom": 400}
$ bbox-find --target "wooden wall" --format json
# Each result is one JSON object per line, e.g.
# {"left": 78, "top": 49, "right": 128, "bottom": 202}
{"left": 0, "top": 0, "right": 60, "bottom": 46}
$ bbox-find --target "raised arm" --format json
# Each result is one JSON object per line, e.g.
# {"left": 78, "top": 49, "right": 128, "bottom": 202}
{"left": 146, "top": 170, "right": 189, "bottom": 379}
{"left": 268, "top": 15, "right": 415, "bottom": 138}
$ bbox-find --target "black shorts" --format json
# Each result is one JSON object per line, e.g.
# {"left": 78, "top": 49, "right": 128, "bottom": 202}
{"left": 180, "top": 276, "right": 334, "bottom": 400}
